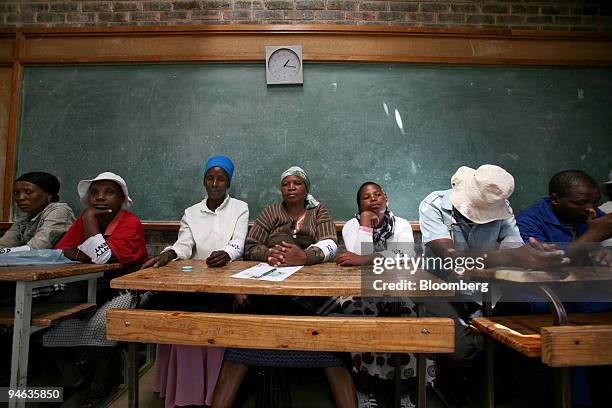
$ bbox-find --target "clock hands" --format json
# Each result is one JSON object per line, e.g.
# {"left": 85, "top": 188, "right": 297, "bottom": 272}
{"left": 283, "top": 59, "right": 297, "bottom": 69}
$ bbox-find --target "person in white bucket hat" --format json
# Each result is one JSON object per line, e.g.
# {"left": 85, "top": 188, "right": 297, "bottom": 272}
{"left": 77, "top": 171, "right": 133, "bottom": 210}
{"left": 449, "top": 164, "right": 514, "bottom": 224}
{"left": 43, "top": 172, "right": 149, "bottom": 395}
{"left": 55, "top": 171, "right": 146, "bottom": 266}
{"left": 418, "top": 164, "right": 568, "bottom": 383}
{"left": 420, "top": 164, "right": 567, "bottom": 266}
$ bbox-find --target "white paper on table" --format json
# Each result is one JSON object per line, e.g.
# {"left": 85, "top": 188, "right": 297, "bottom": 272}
{"left": 230, "top": 262, "right": 303, "bottom": 281}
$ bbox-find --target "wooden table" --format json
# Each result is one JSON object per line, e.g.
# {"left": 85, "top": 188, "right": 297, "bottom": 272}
{"left": 0, "top": 262, "right": 123, "bottom": 408}
{"left": 466, "top": 266, "right": 612, "bottom": 284}
{"left": 109, "top": 260, "right": 456, "bottom": 408}
{"left": 110, "top": 260, "right": 455, "bottom": 297}
{"left": 464, "top": 266, "right": 612, "bottom": 408}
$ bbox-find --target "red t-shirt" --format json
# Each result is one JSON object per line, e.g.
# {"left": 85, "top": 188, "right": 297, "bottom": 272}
{"left": 55, "top": 210, "right": 148, "bottom": 266}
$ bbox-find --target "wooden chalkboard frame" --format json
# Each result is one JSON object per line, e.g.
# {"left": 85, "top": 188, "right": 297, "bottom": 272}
{"left": 1, "top": 25, "right": 612, "bottom": 224}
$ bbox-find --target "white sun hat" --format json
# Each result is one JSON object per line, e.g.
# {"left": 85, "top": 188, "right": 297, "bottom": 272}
{"left": 449, "top": 164, "right": 514, "bottom": 224}
{"left": 77, "top": 171, "right": 133, "bottom": 209}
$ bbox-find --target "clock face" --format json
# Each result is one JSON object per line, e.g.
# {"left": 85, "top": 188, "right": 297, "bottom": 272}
{"left": 267, "top": 47, "right": 302, "bottom": 84}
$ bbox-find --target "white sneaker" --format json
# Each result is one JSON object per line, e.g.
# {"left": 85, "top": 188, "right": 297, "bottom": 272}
{"left": 356, "top": 390, "right": 378, "bottom": 408}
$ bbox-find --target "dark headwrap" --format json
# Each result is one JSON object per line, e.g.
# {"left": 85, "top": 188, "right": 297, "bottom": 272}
{"left": 355, "top": 182, "right": 396, "bottom": 252}
{"left": 15, "top": 172, "right": 60, "bottom": 202}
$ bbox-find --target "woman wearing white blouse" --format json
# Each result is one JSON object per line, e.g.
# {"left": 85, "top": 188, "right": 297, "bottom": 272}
{"left": 337, "top": 181, "right": 414, "bottom": 265}
{"left": 144, "top": 155, "right": 249, "bottom": 408}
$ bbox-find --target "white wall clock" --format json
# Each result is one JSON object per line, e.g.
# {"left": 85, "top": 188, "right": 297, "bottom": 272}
{"left": 265, "top": 45, "right": 303, "bottom": 85}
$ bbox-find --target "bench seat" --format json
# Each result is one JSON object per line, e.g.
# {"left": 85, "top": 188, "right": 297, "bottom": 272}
{"left": 107, "top": 309, "right": 455, "bottom": 353}
{"left": 0, "top": 302, "right": 96, "bottom": 327}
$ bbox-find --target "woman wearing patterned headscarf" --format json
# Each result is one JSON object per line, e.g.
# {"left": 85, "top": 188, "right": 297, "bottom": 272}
{"left": 244, "top": 165, "right": 336, "bottom": 266}
{"left": 337, "top": 182, "right": 433, "bottom": 407}
{"left": 0, "top": 171, "right": 75, "bottom": 251}
{"left": 213, "top": 166, "right": 357, "bottom": 408}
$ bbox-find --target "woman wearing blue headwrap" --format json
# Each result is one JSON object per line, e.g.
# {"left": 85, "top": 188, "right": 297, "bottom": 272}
{"left": 144, "top": 155, "right": 249, "bottom": 408}
{"left": 143, "top": 155, "right": 247, "bottom": 269}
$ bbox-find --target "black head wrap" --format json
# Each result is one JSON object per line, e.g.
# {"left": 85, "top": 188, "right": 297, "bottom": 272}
{"left": 15, "top": 172, "right": 60, "bottom": 202}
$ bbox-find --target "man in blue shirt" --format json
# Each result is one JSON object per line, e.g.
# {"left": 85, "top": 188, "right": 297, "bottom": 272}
{"left": 516, "top": 169, "right": 612, "bottom": 407}
{"left": 517, "top": 169, "right": 612, "bottom": 266}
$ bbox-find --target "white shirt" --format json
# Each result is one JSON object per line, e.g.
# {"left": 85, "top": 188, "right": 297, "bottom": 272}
{"left": 342, "top": 216, "right": 416, "bottom": 258}
{"left": 163, "top": 195, "right": 249, "bottom": 261}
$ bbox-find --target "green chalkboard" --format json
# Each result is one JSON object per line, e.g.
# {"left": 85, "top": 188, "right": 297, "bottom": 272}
{"left": 16, "top": 64, "right": 612, "bottom": 221}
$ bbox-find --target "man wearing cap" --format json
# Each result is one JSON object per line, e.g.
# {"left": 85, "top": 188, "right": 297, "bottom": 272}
{"left": 420, "top": 164, "right": 566, "bottom": 273}
{"left": 517, "top": 169, "right": 612, "bottom": 266}
{"left": 418, "top": 164, "right": 567, "bottom": 383}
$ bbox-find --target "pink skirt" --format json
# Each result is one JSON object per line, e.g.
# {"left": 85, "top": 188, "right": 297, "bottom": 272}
{"left": 154, "top": 344, "right": 225, "bottom": 407}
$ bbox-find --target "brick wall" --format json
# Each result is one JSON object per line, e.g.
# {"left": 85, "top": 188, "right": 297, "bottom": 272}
{"left": 1, "top": 1, "right": 611, "bottom": 31}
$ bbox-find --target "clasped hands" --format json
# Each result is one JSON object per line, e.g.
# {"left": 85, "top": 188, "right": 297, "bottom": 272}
{"left": 265, "top": 241, "right": 306, "bottom": 266}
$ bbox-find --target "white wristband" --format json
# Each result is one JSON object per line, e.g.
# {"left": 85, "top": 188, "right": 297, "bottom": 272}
{"left": 78, "top": 233, "right": 112, "bottom": 264}
{"left": 311, "top": 239, "right": 337, "bottom": 262}
{"left": 0, "top": 245, "right": 31, "bottom": 254}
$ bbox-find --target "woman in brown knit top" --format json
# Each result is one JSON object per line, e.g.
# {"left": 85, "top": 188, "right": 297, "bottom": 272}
{"left": 245, "top": 166, "right": 337, "bottom": 266}
{"left": 212, "top": 166, "right": 357, "bottom": 408}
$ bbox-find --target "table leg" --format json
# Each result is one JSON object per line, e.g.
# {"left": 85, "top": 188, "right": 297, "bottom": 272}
{"left": 87, "top": 278, "right": 98, "bottom": 303}
{"left": 554, "top": 368, "right": 571, "bottom": 408}
{"left": 391, "top": 300, "right": 401, "bottom": 408}
{"left": 394, "top": 354, "right": 401, "bottom": 408}
{"left": 9, "top": 282, "right": 33, "bottom": 408}
{"left": 128, "top": 342, "right": 139, "bottom": 408}
{"left": 416, "top": 303, "right": 426, "bottom": 408}
{"left": 482, "top": 290, "right": 494, "bottom": 408}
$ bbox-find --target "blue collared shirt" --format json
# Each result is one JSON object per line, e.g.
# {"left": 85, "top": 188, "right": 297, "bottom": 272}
{"left": 516, "top": 197, "right": 605, "bottom": 246}
{"left": 419, "top": 189, "right": 523, "bottom": 257}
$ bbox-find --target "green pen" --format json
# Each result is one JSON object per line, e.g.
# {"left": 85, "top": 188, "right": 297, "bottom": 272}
{"left": 254, "top": 268, "right": 277, "bottom": 279}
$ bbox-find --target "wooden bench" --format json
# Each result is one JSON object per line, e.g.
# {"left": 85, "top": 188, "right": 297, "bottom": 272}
{"left": 107, "top": 309, "right": 455, "bottom": 408}
{"left": 107, "top": 309, "right": 455, "bottom": 353}
{"left": 473, "top": 312, "right": 612, "bottom": 407}
{"left": 0, "top": 302, "right": 96, "bottom": 327}
{"left": 472, "top": 312, "right": 612, "bottom": 366}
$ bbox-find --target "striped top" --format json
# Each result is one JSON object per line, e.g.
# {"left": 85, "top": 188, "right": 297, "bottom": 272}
{"left": 245, "top": 201, "right": 337, "bottom": 261}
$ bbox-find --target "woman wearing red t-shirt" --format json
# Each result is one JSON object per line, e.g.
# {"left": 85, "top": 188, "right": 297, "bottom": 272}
{"left": 44, "top": 172, "right": 148, "bottom": 389}
{"left": 55, "top": 171, "right": 147, "bottom": 266}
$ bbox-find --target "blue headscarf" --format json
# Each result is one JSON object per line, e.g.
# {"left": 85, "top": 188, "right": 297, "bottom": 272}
{"left": 204, "top": 155, "right": 234, "bottom": 184}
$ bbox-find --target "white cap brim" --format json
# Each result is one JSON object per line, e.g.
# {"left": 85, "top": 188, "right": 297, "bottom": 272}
{"left": 77, "top": 172, "right": 133, "bottom": 209}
